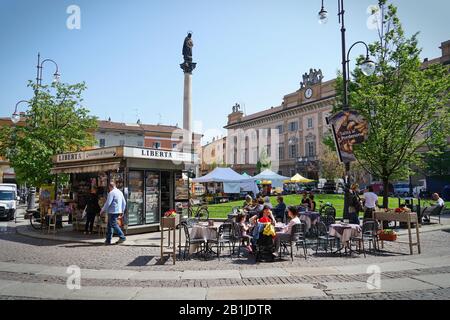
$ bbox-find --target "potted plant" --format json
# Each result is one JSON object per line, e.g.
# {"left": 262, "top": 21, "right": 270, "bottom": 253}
{"left": 161, "top": 209, "right": 180, "bottom": 228}
{"left": 378, "top": 229, "right": 397, "bottom": 241}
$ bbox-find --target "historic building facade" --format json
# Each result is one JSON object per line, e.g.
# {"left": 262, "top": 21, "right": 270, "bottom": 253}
{"left": 200, "top": 136, "right": 227, "bottom": 176}
{"left": 225, "top": 71, "right": 336, "bottom": 179}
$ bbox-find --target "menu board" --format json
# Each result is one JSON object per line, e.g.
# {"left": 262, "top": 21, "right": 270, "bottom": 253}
{"left": 145, "top": 172, "right": 160, "bottom": 224}
{"left": 175, "top": 172, "right": 189, "bottom": 200}
{"left": 127, "top": 171, "right": 144, "bottom": 226}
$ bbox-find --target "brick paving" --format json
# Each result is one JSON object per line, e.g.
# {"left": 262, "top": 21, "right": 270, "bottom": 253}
{"left": 2, "top": 209, "right": 450, "bottom": 300}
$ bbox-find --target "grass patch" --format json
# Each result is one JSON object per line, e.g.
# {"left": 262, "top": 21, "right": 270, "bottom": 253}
{"left": 206, "top": 195, "right": 427, "bottom": 219}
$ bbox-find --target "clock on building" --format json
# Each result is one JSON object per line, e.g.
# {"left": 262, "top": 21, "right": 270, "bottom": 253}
{"left": 305, "top": 88, "right": 313, "bottom": 99}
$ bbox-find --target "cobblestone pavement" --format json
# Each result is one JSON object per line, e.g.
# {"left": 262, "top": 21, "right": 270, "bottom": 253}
{"left": 2, "top": 210, "right": 450, "bottom": 300}
{"left": 2, "top": 219, "right": 450, "bottom": 271}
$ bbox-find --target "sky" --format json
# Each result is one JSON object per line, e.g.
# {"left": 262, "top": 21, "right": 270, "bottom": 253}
{"left": 0, "top": 0, "right": 449, "bottom": 145}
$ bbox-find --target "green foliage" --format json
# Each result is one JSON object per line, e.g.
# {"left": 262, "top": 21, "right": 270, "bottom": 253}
{"left": 0, "top": 81, "right": 98, "bottom": 187}
{"left": 334, "top": 1, "right": 450, "bottom": 206}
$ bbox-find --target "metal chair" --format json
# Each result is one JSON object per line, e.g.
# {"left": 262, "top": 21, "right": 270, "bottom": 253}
{"left": 350, "top": 220, "right": 380, "bottom": 258}
{"left": 321, "top": 215, "right": 335, "bottom": 228}
{"left": 208, "top": 223, "right": 233, "bottom": 260}
{"left": 280, "top": 222, "right": 307, "bottom": 261}
{"left": 231, "top": 222, "right": 252, "bottom": 258}
{"left": 179, "top": 222, "right": 205, "bottom": 260}
{"left": 315, "top": 221, "right": 337, "bottom": 254}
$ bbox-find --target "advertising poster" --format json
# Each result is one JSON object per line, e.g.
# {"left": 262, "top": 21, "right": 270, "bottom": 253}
{"left": 328, "top": 110, "right": 369, "bottom": 163}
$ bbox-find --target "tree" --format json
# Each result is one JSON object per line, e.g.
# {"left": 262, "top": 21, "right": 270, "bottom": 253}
{"left": 0, "top": 81, "right": 98, "bottom": 187}
{"left": 339, "top": 0, "right": 450, "bottom": 207}
{"left": 318, "top": 142, "right": 345, "bottom": 180}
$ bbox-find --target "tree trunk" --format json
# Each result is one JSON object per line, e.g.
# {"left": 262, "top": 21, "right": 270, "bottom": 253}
{"left": 382, "top": 178, "right": 390, "bottom": 209}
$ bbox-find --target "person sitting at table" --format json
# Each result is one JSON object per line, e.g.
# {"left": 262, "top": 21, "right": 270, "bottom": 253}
{"left": 250, "top": 205, "right": 276, "bottom": 225}
{"left": 264, "top": 196, "right": 273, "bottom": 209}
{"left": 274, "top": 206, "right": 301, "bottom": 255}
{"left": 273, "top": 196, "right": 287, "bottom": 222}
{"left": 243, "top": 195, "right": 253, "bottom": 210}
{"left": 236, "top": 213, "right": 253, "bottom": 253}
{"left": 308, "top": 193, "right": 317, "bottom": 212}
{"left": 300, "top": 192, "right": 310, "bottom": 210}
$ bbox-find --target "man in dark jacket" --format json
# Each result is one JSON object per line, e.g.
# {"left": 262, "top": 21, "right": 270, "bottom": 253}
{"left": 85, "top": 188, "right": 100, "bottom": 234}
{"left": 272, "top": 196, "right": 287, "bottom": 222}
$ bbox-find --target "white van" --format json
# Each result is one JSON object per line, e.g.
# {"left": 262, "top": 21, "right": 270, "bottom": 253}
{"left": 0, "top": 184, "right": 19, "bottom": 221}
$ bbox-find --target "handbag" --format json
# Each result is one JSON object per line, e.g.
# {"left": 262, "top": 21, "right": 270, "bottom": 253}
{"left": 117, "top": 215, "right": 123, "bottom": 228}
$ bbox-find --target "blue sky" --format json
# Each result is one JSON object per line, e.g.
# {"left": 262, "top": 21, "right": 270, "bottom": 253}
{"left": 0, "top": 0, "right": 449, "bottom": 144}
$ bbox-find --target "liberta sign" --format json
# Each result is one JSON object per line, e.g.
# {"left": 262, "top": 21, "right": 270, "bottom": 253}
{"left": 56, "top": 147, "right": 118, "bottom": 163}
{"left": 123, "top": 147, "right": 194, "bottom": 162}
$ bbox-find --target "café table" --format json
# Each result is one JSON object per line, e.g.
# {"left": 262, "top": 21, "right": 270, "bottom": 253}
{"left": 299, "top": 212, "right": 321, "bottom": 233}
{"left": 329, "top": 223, "right": 362, "bottom": 254}
{"left": 189, "top": 223, "right": 218, "bottom": 258}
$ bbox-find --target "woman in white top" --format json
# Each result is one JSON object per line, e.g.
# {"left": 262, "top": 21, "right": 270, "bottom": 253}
{"left": 274, "top": 206, "right": 301, "bottom": 254}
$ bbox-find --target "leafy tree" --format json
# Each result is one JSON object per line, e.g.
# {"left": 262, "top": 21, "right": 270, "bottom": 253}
{"left": 338, "top": 0, "right": 450, "bottom": 207}
{"left": 0, "top": 81, "right": 98, "bottom": 187}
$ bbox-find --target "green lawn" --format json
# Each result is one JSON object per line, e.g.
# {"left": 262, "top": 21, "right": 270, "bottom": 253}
{"left": 207, "top": 194, "right": 447, "bottom": 219}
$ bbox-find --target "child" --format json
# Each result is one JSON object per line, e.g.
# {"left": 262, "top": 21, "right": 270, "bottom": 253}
{"left": 237, "top": 213, "right": 253, "bottom": 253}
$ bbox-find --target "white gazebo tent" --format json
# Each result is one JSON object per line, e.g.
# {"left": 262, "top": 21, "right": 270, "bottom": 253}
{"left": 192, "top": 167, "right": 258, "bottom": 195}
{"left": 252, "top": 169, "right": 290, "bottom": 188}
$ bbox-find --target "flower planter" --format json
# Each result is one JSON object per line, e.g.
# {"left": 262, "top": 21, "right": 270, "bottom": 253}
{"left": 161, "top": 215, "right": 180, "bottom": 229}
{"left": 379, "top": 233, "right": 397, "bottom": 241}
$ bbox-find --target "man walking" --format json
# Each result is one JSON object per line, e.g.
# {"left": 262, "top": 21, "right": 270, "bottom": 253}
{"left": 363, "top": 186, "right": 379, "bottom": 222}
{"left": 100, "top": 182, "right": 126, "bottom": 245}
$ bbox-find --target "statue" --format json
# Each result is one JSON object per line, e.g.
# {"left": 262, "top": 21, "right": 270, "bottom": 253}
{"left": 182, "top": 33, "right": 194, "bottom": 63}
{"left": 300, "top": 68, "right": 324, "bottom": 89}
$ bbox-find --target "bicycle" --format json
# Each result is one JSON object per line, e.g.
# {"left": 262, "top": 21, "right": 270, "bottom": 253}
{"left": 318, "top": 201, "right": 336, "bottom": 219}
{"left": 184, "top": 199, "right": 209, "bottom": 227}
{"left": 27, "top": 209, "right": 46, "bottom": 230}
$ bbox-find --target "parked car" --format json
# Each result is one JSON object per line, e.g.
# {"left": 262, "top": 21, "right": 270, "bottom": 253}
{"left": 393, "top": 183, "right": 411, "bottom": 197}
{"left": 0, "top": 184, "right": 19, "bottom": 221}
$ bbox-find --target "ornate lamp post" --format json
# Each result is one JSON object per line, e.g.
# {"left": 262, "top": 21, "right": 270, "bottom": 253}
{"left": 318, "top": 0, "right": 376, "bottom": 219}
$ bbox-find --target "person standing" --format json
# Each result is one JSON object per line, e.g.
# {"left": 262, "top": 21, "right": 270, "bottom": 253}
{"left": 84, "top": 188, "right": 100, "bottom": 235}
{"left": 363, "top": 186, "right": 379, "bottom": 221}
{"left": 348, "top": 184, "right": 362, "bottom": 225}
{"left": 100, "top": 182, "right": 127, "bottom": 245}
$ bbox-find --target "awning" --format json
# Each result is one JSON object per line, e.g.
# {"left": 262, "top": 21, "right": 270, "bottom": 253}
{"left": 51, "top": 162, "right": 121, "bottom": 174}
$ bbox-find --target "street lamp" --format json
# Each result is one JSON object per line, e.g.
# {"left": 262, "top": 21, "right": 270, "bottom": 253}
{"left": 36, "top": 53, "right": 60, "bottom": 90}
{"left": 11, "top": 100, "right": 31, "bottom": 124}
{"left": 318, "top": 0, "right": 377, "bottom": 219}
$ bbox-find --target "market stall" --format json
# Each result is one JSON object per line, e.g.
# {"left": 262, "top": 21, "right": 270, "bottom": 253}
{"left": 252, "top": 169, "right": 289, "bottom": 189}
{"left": 51, "top": 146, "right": 194, "bottom": 234}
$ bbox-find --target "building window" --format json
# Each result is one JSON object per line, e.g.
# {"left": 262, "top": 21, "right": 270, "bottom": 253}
{"left": 99, "top": 138, "right": 106, "bottom": 147}
{"left": 137, "top": 141, "right": 143, "bottom": 147}
{"left": 307, "top": 118, "right": 313, "bottom": 129}
{"left": 289, "top": 121, "right": 298, "bottom": 132}
{"left": 278, "top": 143, "right": 285, "bottom": 160}
{"left": 153, "top": 142, "right": 161, "bottom": 149}
{"left": 290, "top": 169, "right": 296, "bottom": 177}
{"left": 306, "top": 142, "right": 315, "bottom": 157}
{"left": 289, "top": 144, "right": 298, "bottom": 159}
{"left": 119, "top": 140, "right": 125, "bottom": 146}
{"left": 172, "top": 143, "right": 177, "bottom": 149}
{"left": 276, "top": 125, "right": 284, "bottom": 134}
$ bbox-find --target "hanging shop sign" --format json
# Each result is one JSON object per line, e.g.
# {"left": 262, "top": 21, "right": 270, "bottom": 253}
{"left": 56, "top": 147, "right": 118, "bottom": 163}
{"left": 328, "top": 110, "right": 369, "bottom": 163}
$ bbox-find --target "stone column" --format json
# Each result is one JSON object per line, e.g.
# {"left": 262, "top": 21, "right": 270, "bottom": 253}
{"left": 183, "top": 72, "right": 192, "bottom": 135}
{"left": 180, "top": 61, "right": 197, "bottom": 166}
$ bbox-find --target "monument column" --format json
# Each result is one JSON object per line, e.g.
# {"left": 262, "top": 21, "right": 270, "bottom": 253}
{"left": 180, "top": 33, "right": 197, "bottom": 163}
